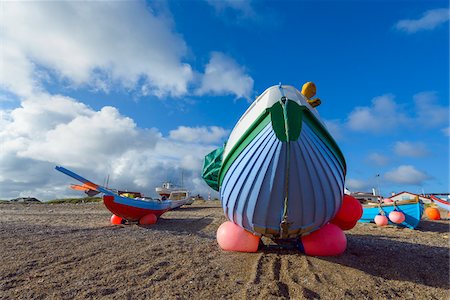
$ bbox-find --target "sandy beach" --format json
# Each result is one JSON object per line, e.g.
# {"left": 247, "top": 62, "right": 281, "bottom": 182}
{"left": 0, "top": 201, "right": 448, "bottom": 299}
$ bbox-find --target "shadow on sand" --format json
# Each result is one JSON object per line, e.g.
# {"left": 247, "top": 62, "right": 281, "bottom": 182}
{"left": 320, "top": 234, "right": 449, "bottom": 289}
{"left": 415, "top": 220, "right": 450, "bottom": 234}
{"left": 138, "top": 216, "right": 216, "bottom": 240}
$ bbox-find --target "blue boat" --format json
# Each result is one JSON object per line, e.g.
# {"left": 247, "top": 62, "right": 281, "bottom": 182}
{"left": 358, "top": 198, "right": 424, "bottom": 229}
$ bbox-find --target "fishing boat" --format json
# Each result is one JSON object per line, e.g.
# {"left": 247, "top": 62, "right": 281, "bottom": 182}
{"left": 55, "top": 166, "right": 190, "bottom": 223}
{"left": 429, "top": 195, "right": 450, "bottom": 211}
{"left": 203, "top": 83, "right": 347, "bottom": 240}
{"left": 358, "top": 198, "right": 424, "bottom": 229}
{"left": 155, "top": 182, "right": 193, "bottom": 205}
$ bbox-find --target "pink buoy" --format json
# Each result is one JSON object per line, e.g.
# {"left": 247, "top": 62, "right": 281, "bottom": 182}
{"left": 139, "top": 213, "right": 157, "bottom": 225}
{"left": 110, "top": 214, "right": 123, "bottom": 225}
{"left": 374, "top": 215, "right": 388, "bottom": 226}
{"left": 389, "top": 211, "right": 405, "bottom": 224}
{"left": 301, "top": 223, "right": 347, "bottom": 256}
{"left": 217, "top": 221, "right": 260, "bottom": 252}
{"left": 383, "top": 198, "right": 394, "bottom": 203}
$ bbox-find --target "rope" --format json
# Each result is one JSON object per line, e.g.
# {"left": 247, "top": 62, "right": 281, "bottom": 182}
{"left": 280, "top": 94, "right": 291, "bottom": 238}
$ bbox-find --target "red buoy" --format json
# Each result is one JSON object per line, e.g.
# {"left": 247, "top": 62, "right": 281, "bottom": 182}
{"left": 139, "top": 213, "right": 157, "bottom": 225}
{"left": 330, "top": 195, "right": 362, "bottom": 230}
{"left": 301, "top": 223, "right": 347, "bottom": 256}
{"left": 217, "top": 221, "right": 260, "bottom": 252}
{"left": 110, "top": 214, "right": 123, "bottom": 225}
{"left": 330, "top": 218, "right": 358, "bottom": 231}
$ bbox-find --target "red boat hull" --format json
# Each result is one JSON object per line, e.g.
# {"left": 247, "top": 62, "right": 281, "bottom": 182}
{"left": 103, "top": 195, "right": 169, "bottom": 221}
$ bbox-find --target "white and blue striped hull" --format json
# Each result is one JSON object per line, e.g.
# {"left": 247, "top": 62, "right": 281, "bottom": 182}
{"left": 220, "top": 121, "right": 345, "bottom": 238}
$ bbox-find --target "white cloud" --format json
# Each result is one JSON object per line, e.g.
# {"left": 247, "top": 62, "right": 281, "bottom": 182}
{"left": 206, "top": 0, "right": 255, "bottom": 19}
{"left": 345, "top": 92, "right": 448, "bottom": 134}
{"left": 1, "top": 1, "right": 194, "bottom": 97}
{"left": 0, "top": 94, "right": 221, "bottom": 200}
{"left": 384, "top": 165, "right": 429, "bottom": 185}
{"left": 197, "top": 52, "right": 254, "bottom": 100}
{"left": 393, "top": 141, "right": 429, "bottom": 157}
{"left": 442, "top": 127, "right": 450, "bottom": 136}
{"left": 395, "top": 8, "right": 450, "bottom": 33}
{"left": 323, "top": 119, "right": 344, "bottom": 140}
{"left": 367, "top": 153, "right": 390, "bottom": 166}
{"left": 346, "top": 94, "right": 409, "bottom": 133}
{"left": 1, "top": 1, "right": 255, "bottom": 101}
{"left": 413, "top": 92, "right": 449, "bottom": 127}
{"left": 345, "top": 178, "right": 371, "bottom": 191}
{"left": 169, "top": 126, "right": 229, "bottom": 144}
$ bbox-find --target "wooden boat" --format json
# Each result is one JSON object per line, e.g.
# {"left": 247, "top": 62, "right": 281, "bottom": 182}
{"left": 429, "top": 195, "right": 450, "bottom": 211}
{"left": 55, "top": 166, "right": 190, "bottom": 222}
{"left": 203, "top": 83, "right": 346, "bottom": 239}
{"left": 358, "top": 198, "right": 424, "bottom": 229}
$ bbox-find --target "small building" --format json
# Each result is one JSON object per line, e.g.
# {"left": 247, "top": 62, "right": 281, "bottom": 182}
{"left": 351, "top": 192, "right": 380, "bottom": 204}
{"left": 390, "top": 191, "right": 431, "bottom": 204}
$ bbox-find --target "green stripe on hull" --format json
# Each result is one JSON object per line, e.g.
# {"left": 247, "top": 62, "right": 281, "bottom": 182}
{"left": 218, "top": 111, "right": 271, "bottom": 186}
{"left": 302, "top": 109, "right": 346, "bottom": 173}
{"left": 269, "top": 100, "right": 303, "bottom": 142}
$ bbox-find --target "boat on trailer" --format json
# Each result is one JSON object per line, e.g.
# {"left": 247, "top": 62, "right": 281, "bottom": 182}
{"left": 55, "top": 166, "right": 190, "bottom": 223}
{"left": 358, "top": 198, "right": 424, "bottom": 229}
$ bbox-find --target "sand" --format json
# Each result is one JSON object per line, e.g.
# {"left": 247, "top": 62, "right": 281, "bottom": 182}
{"left": 0, "top": 201, "right": 448, "bottom": 299}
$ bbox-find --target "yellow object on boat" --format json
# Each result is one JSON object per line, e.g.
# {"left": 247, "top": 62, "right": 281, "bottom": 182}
{"left": 301, "top": 82, "right": 316, "bottom": 99}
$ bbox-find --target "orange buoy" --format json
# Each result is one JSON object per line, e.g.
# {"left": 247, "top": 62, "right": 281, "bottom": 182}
{"left": 301, "top": 223, "right": 347, "bottom": 256}
{"left": 217, "top": 221, "right": 260, "bottom": 252}
{"left": 110, "top": 214, "right": 123, "bottom": 225}
{"left": 139, "top": 213, "right": 157, "bottom": 225}
{"left": 389, "top": 210, "right": 405, "bottom": 224}
{"left": 425, "top": 207, "right": 441, "bottom": 220}
{"left": 374, "top": 215, "right": 388, "bottom": 226}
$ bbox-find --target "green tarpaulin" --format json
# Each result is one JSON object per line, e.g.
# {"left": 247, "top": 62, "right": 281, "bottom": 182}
{"left": 202, "top": 146, "right": 224, "bottom": 191}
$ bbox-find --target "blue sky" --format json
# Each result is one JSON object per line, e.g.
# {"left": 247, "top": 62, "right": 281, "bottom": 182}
{"left": 0, "top": 1, "right": 448, "bottom": 200}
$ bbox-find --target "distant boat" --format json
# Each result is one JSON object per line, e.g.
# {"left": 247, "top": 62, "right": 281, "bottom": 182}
{"left": 429, "top": 195, "right": 450, "bottom": 211}
{"left": 55, "top": 166, "right": 190, "bottom": 223}
{"left": 155, "top": 182, "right": 193, "bottom": 205}
{"left": 359, "top": 198, "right": 424, "bottom": 229}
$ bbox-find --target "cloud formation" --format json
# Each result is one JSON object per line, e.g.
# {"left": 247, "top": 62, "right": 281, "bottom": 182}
{"left": 1, "top": 1, "right": 193, "bottom": 98}
{"left": 345, "top": 178, "right": 372, "bottom": 191}
{"left": 395, "top": 8, "right": 450, "bottom": 33}
{"left": 413, "top": 92, "right": 449, "bottom": 128}
{"left": 1, "top": 1, "right": 254, "bottom": 100}
{"left": 169, "top": 126, "right": 229, "bottom": 144}
{"left": 367, "top": 153, "right": 390, "bottom": 166}
{"left": 0, "top": 94, "right": 225, "bottom": 200}
{"left": 393, "top": 141, "right": 429, "bottom": 157}
{"left": 345, "top": 92, "right": 448, "bottom": 133}
{"left": 346, "top": 94, "right": 409, "bottom": 133}
{"left": 384, "top": 165, "right": 429, "bottom": 185}
{"left": 197, "top": 52, "right": 254, "bottom": 100}
{"left": 206, "top": 0, "right": 255, "bottom": 19}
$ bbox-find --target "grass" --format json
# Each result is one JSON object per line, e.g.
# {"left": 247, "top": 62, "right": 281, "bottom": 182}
{"left": 47, "top": 197, "right": 102, "bottom": 204}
